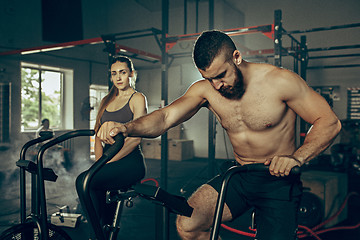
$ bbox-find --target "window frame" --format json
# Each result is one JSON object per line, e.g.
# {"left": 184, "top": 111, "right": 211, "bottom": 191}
{"left": 21, "top": 62, "right": 74, "bottom": 132}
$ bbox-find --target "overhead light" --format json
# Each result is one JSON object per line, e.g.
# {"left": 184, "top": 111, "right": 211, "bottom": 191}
{"left": 21, "top": 45, "right": 75, "bottom": 55}
{"left": 41, "top": 45, "right": 74, "bottom": 52}
{"left": 21, "top": 49, "right": 41, "bottom": 55}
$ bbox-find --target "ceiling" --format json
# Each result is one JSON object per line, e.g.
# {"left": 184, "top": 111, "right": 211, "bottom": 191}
{"left": 134, "top": 0, "right": 208, "bottom": 12}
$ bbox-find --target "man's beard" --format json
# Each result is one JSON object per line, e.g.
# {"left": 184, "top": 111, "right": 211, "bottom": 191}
{"left": 218, "top": 66, "right": 245, "bottom": 100}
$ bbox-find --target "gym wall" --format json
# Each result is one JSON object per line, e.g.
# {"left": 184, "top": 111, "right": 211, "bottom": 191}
{"left": 0, "top": 0, "right": 359, "bottom": 159}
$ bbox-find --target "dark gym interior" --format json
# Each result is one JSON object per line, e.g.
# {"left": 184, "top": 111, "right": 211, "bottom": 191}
{"left": 0, "top": 0, "right": 360, "bottom": 239}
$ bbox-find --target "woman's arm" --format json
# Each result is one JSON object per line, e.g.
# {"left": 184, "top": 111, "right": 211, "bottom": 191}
{"left": 94, "top": 135, "right": 104, "bottom": 161}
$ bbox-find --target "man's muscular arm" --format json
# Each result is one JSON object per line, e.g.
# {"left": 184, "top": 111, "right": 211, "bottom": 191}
{"left": 118, "top": 108, "right": 171, "bottom": 138}
{"left": 98, "top": 81, "right": 208, "bottom": 144}
{"left": 292, "top": 99, "right": 341, "bottom": 165}
{"left": 265, "top": 69, "right": 341, "bottom": 176}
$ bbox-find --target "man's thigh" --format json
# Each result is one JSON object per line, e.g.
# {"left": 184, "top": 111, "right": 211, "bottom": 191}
{"left": 207, "top": 173, "right": 250, "bottom": 219}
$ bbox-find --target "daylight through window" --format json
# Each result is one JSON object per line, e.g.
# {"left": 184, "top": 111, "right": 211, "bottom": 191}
{"left": 21, "top": 64, "right": 63, "bottom": 131}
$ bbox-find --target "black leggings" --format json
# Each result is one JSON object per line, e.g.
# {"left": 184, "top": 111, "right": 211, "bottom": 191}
{"left": 76, "top": 147, "right": 146, "bottom": 231}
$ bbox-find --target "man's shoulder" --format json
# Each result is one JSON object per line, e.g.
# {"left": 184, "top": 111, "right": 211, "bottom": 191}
{"left": 182, "top": 79, "right": 214, "bottom": 102}
{"left": 266, "top": 64, "right": 296, "bottom": 78}
{"left": 192, "top": 79, "right": 210, "bottom": 85}
{"left": 251, "top": 63, "right": 298, "bottom": 85}
{"left": 256, "top": 64, "right": 308, "bottom": 100}
{"left": 188, "top": 79, "right": 213, "bottom": 91}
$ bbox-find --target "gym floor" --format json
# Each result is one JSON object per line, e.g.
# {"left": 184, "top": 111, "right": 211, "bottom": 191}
{"left": 0, "top": 157, "right": 359, "bottom": 240}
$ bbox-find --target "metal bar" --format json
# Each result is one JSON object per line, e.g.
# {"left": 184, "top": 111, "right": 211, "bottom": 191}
{"left": 308, "top": 44, "right": 360, "bottom": 52}
{"left": 0, "top": 36, "right": 161, "bottom": 62}
{"left": 160, "top": 1, "right": 169, "bottom": 239}
{"left": 161, "top": 0, "right": 169, "bottom": 197}
{"left": 1, "top": 28, "right": 162, "bottom": 59}
{"left": 127, "top": 54, "right": 159, "bottom": 63}
{"left": 292, "top": 39, "right": 299, "bottom": 74}
{"left": 80, "top": 132, "right": 122, "bottom": 240}
{"left": 210, "top": 164, "right": 301, "bottom": 240}
{"left": 184, "top": 0, "right": 187, "bottom": 34}
{"left": 282, "top": 28, "right": 301, "bottom": 45}
{"left": 18, "top": 135, "right": 53, "bottom": 223}
{"left": 104, "top": 35, "right": 116, "bottom": 90}
{"left": 274, "top": 9, "right": 282, "bottom": 67}
{"left": 113, "top": 33, "right": 158, "bottom": 41}
{"left": 209, "top": 0, "right": 214, "bottom": 30}
{"left": 309, "top": 53, "right": 360, "bottom": 59}
{"left": 210, "top": 167, "right": 235, "bottom": 240}
{"left": 242, "top": 47, "right": 290, "bottom": 57}
{"left": 195, "top": 0, "right": 199, "bottom": 33}
{"left": 103, "top": 28, "right": 161, "bottom": 39}
{"left": 227, "top": 25, "right": 273, "bottom": 38}
{"left": 168, "top": 52, "right": 192, "bottom": 58}
{"left": 150, "top": 27, "right": 163, "bottom": 35}
{"left": 151, "top": 29, "right": 163, "bottom": 50}
{"left": 115, "top": 44, "right": 161, "bottom": 61}
{"left": 19, "top": 168, "right": 26, "bottom": 223}
{"left": 308, "top": 64, "right": 360, "bottom": 69}
{"left": 108, "top": 199, "right": 124, "bottom": 240}
{"left": 0, "top": 37, "right": 103, "bottom": 56}
{"left": 286, "top": 22, "right": 360, "bottom": 35}
{"left": 242, "top": 48, "right": 275, "bottom": 56}
{"left": 300, "top": 36, "right": 308, "bottom": 145}
{"left": 208, "top": 0, "right": 216, "bottom": 178}
{"left": 167, "top": 24, "right": 273, "bottom": 42}
{"left": 165, "top": 24, "right": 273, "bottom": 53}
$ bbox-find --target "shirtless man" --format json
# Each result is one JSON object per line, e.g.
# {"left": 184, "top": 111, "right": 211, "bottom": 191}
{"left": 97, "top": 30, "right": 341, "bottom": 239}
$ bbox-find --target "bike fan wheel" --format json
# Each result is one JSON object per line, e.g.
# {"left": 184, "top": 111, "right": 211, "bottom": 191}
{"left": 0, "top": 222, "right": 72, "bottom": 240}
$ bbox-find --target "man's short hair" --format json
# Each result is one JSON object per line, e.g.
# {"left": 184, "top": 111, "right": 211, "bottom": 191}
{"left": 193, "top": 30, "right": 237, "bottom": 70}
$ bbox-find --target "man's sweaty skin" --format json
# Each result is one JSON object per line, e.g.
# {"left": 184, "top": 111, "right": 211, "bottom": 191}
{"left": 98, "top": 50, "right": 341, "bottom": 177}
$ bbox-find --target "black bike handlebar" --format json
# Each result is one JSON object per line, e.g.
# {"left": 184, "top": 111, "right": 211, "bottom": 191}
{"left": 80, "top": 133, "right": 125, "bottom": 240}
{"left": 228, "top": 163, "right": 301, "bottom": 175}
{"left": 35, "top": 129, "right": 95, "bottom": 240}
{"left": 18, "top": 131, "right": 54, "bottom": 224}
{"left": 19, "top": 132, "right": 54, "bottom": 161}
{"left": 210, "top": 163, "right": 301, "bottom": 240}
{"left": 39, "top": 129, "right": 95, "bottom": 152}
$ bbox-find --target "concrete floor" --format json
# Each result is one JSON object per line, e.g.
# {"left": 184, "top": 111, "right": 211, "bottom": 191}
{"left": 1, "top": 154, "right": 360, "bottom": 240}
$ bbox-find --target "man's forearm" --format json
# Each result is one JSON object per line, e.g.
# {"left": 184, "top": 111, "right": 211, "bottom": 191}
{"left": 125, "top": 109, "right": 170, "bottom": 138}
{"left": 294, "top": 118, "right": 341, "bottom": 165}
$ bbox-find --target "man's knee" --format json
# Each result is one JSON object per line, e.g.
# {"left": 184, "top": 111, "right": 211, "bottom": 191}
{"left": 176, "top": 214, "right": 202, "bottom": 239}
{"left": 176, "top": 215, "right": 191, "bottom": 234}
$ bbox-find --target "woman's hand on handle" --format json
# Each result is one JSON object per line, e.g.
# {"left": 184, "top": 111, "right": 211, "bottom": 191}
{"left": 97, "top": 121, "right": 127, "bottom": 145}
{"left": 264, "top": 155, "right": 301, "bottom": 177}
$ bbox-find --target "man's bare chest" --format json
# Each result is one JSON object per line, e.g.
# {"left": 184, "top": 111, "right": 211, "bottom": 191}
{"left": 208, "top": 92, "right": 288, "bottom": 132}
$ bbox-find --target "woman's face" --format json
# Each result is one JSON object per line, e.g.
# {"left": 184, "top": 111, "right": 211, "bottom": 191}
{"left": 110, "top": 61, "right": 132, "bottom": 91}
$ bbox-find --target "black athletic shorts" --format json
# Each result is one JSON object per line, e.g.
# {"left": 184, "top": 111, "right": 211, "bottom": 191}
{"left": 207, "top": 161, "right": 303, "bottom": 240}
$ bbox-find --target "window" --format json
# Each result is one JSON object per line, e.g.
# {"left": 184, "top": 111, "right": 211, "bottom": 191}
{"left": 89, "top": 84, "right": 108, "bottom": 128}
{"left": 89, "top": 84, "right": 108, "bottom": 160}
{"left": 21, "top": 62, "right": 73, "bottom": 131}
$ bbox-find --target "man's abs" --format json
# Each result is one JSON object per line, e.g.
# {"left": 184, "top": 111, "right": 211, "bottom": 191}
{"left": 228, "top": 126, "right": 297, "bottom": 165}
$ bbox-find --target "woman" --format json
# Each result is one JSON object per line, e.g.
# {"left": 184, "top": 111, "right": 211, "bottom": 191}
{"left": 76, "top": 56, "right": 147, "bottom": 236}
